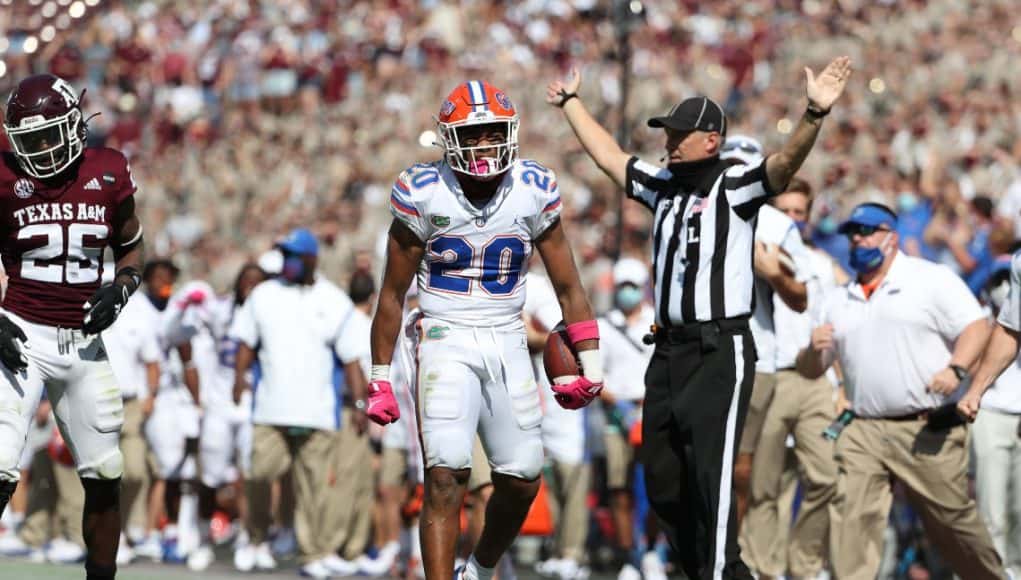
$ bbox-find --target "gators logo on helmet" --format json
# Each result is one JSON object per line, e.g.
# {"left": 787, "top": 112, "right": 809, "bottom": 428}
{"left": 436, "top": 80, "right": 519, "bottom": 178}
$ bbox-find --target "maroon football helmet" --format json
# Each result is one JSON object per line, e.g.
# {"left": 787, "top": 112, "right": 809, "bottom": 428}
{"left": 3, "top": 73, "right": 86, "bottom": 179}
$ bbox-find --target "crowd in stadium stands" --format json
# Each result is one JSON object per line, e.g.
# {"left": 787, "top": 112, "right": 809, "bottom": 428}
{"left": 0, "top": 0, "right": 1019, "bottom": 577}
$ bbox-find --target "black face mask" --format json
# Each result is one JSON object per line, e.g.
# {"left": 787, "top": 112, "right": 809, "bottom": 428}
{"left": 147, "top": 293, "right": 169, "bottom": 311}
{"left": 667, "top": 155, "right": 734, "bottom": 192}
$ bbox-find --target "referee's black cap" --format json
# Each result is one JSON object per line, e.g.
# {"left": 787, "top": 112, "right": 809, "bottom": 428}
{"left": 647, "top": 96, "right": 727, "bottom": 136}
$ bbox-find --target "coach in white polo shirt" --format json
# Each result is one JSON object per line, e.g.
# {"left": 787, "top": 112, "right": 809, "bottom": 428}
{"left": 798, "top": 203, "right": 1004, "bottom": 580}
{"left": 231, "top": 228, "right": 368, "bottom": 577}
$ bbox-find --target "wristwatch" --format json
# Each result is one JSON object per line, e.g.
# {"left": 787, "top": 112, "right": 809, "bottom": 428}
{"left": 949, "top": 364, "right": 969, "bottom": 382}
{"left": 354, "top": 399, "right": 367, "bottom": 411}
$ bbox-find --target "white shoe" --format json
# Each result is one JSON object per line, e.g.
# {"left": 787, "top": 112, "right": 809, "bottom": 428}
{"left": 234, "top": 543, "right": 256, "bottom": 572}
{"left": 640, "top": 552, "right": 667, "bottom": 580}
{"left": 116, "top": 535, "right": 135, "bottom": 566}
{"left": 254, "top": 542, "right": 277, "bottom": 570}
{"left": 300, "top": 558, "right": 334, "bottom": 579}
{"left": 45, "top": 537, "right": 86, "bottom": 564}
{"left": 536, "top": 558, "right": 564, "bottom": 577}
{"left": 617, "top": 563, "right": 641, "bottom": 580}
{"left": 323, "top": 554, "right": 359, "bottom": 576}
{"left": 357, "top": 543, "right": 399, "bottom": 576}
{"left": 134, "top": 533, "right": 163, "bottom": 561}
{"left": 0, "top": 533, "right": 43, "bottom": 560}
{"left": 271, "top": 525, "right": 297, "bottom": 556}
{"left": 554, "top": 559, "right": 589, "bottom": 580}
{"left": 188, "top": 544, "right": 215, "bottom": 571}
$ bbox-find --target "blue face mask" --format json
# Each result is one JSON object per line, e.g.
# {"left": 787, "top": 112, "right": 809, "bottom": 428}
{"left": 794, "top": 220, "right": 808, "bottom": 236}
{"left": 817, "top": 216, "right": 838, "bottom": 236}
{"left": 849, "top": 233, "right": 891, "bottom": 275}
{"left": 897, "top": 192, "right": 919, "bottom": 212}
{"left": 615, "top": 286, "right": 644, "bottom": 311}
{"left": 282, "top": 255, "right": 306, "bottom": 283}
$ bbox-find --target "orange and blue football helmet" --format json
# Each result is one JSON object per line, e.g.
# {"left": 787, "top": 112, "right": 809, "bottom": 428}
{"left": 436, "top": 80, "right": 519, "bottom": 178}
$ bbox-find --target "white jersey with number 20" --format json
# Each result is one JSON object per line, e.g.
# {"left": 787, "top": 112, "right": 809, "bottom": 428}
{"left": 389, "top": 159, "right": 563, "bottom": 329}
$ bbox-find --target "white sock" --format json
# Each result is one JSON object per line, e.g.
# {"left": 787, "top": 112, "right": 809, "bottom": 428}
{"left": 466, "top": 554, "right": 495, "bottom": 580}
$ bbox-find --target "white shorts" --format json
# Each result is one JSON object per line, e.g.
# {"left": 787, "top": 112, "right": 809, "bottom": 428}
{"left": 0, "top": 312, "right": 124, "bottom": 481}
{"left": 414, "top": 317, "right": 544, "bottom": 481}
{"left": 197, "top": 394, "right": 252, "bottom": 488}
{"left": 145, "top": 388, "right": 200, "bottom": 480}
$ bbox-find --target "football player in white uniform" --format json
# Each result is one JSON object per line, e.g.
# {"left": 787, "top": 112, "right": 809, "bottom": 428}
{"left": 368, "top": 80, "right": 602, "bottom": 580}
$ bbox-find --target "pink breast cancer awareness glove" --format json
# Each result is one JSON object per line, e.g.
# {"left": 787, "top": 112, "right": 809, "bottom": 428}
{"left": 552, "top": 376, "right": 603, "bottom": 410}
{"left": 177, "top": 288, "right": 208, "bottom": 309}
{"left": 367, "top": 380, "right": 400, "bottom": 425}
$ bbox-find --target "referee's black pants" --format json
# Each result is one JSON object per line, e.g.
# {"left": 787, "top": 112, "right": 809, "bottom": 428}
{"left": 641, "top": 317, "right": 756, "bottom": 580}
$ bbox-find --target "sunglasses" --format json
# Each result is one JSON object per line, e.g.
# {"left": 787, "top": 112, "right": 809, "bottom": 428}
{"left": 843, "top": 224, "right": 891, "bottom": 238}
{"left": 722, "top": 141, "right": 761, "bottom": 154}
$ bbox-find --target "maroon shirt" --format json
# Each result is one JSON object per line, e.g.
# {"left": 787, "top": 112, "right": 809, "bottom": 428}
{"left": 0, "top": 148, "right": 136, "bottom": 328}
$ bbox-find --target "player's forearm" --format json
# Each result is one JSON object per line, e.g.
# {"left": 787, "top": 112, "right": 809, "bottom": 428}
{"left": 345, "top": 360, "right": 368, "bottom": 403}
{"left": 371, "top": 293, "right": 404, "bottom": 366}
{"left": 967, "top": 323, "right": 1018, "bottom": 396}
{"left": 768, "top": 274, "right": 807, "bottom": 313}
{"left": 233, "top": 343, "right": 255, "bottom": 386}
{"left": 561, "top": 97, "right": 628, "bottom": 188}
{"left": 765, "top": 112, "right": 824, "bottom": 193}
{"left": 145, "top": 362, "right": 160, "bottom": 397}
{"left": 183, "top": 366, "right": 200, "bottom": 406}
{"left": 951, "top": 318, "right": 991, "bottom": 371}
{"left": 112, "top": 240, "right": 144, "bottom": 293}
{"left": 557, "top": 284, "right": 597, "bottom": 352}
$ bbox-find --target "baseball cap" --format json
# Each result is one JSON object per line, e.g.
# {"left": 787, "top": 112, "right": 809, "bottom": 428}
{"left": 613, "top": 258, "right": 649, "bottom": 287}
{"left": 720, "top": 134, "right": 764, "bottom": 166}
{"left": 276, "top": 228, "right": 319, "bottom": 256}
{"left": 837, "top": 203, "right": 898, "bottom": 234}
{"left": 647, "top": 96, "right": 727, "bottom": 135}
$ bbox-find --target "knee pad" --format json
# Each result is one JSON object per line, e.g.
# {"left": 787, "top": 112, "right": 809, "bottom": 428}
{"left": 79, "top": 449, "right": 124, "bottom": 480}
{"left": 492, "top": 438, "right": 544, "bottom": 481}
{"left": 423, "top": 430, "right": 472, "bottom": 471}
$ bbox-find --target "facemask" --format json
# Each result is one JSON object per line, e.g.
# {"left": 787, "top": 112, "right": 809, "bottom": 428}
{"left": 817, "top": 216, "right": 838, "bottom": 236}
{"left": 615, "top": 286, "right": 644, "bottom": 311}
{"left": 281, "top": 255, "right": 306, "bottom": 283}
{"left": 849, "top": 232, "right": 892, "bottom": 275}
{"left": 989, "top": 281, "right": 1010, "bottom": 310}
{"left": 897, "top": 192, "right": 919, "bottom": 212}
{"left": 794, "top": 220, "right": 808, "bottom": 236}
{"left": 147, "top": 285, "right": 173, "bottom": 311}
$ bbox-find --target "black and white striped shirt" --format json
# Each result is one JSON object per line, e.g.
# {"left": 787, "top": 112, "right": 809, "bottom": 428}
{"left": 626, "top": 156, "right": 776, "bottom": 326}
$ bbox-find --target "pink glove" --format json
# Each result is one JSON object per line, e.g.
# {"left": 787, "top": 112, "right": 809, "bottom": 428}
{"left": 177, "top": 289, "right": 207, "bottom": 309}
{"left": 551, "top": 376, "right": 603, "bottom": 410}
{"left": 367, "top": 380, "right": 400, "bottom": 425}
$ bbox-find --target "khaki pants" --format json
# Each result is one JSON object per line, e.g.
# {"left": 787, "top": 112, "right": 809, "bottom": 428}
{"left": 245, "top": 424, "right": 335, "bottom": 564}
{"left": 322, "top": 408, "right": 374, "bottom": 560}
{"left": 972, "top": 409, "right": 1021, "bottom": 572}
{"left": 742, "top": 370, "right": 837, "bottom": 577}
{"left": 605, "top": 431, "right": 633, "bottom": 491}
{"left": 119, "top": 398, "right": 150, "bottom": 532}
{"left": 832, "top": 417, "right": 1005, "bottom": 580}
{"left": 548, "top": 461, "right": 591, "bottom": 562}
{"left": 739, "top": 372, "right": 777, "bottom": 453}
{"left": 19, "top": 448, "right": 84, "bottom": 547}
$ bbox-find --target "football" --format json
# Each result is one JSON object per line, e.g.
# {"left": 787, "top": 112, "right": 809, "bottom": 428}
{"left": 543, "top": 323, "right": 580, "bottom": 384}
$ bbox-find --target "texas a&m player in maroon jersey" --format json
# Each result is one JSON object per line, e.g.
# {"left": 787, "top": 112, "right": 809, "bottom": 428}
{"left": 0, "top": 74, "right": 145, "bottom": 580}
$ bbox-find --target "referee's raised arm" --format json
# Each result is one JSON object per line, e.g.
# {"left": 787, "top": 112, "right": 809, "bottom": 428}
{"left": 545, "top": 68, "right": 630, "bottom": 189}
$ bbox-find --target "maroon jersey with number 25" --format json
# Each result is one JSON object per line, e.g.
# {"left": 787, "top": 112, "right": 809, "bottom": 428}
{"left": 0, "top": 147, "right": 136, "bottom": 328}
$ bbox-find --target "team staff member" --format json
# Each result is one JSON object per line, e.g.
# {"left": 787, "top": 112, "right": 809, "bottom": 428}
{"left": 547, "top": 56, "right": 851, "bottom": 579}
{"left": 798, "top": 203, "right": 1004, "bottom": 580}
{"left": 231, "top": 228, "right": 368, "bottom": 579}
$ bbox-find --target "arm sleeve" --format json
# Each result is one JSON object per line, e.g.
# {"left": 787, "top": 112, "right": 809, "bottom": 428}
{"left": 998, "top": 253, "right": 1021, "bottom": 331}
{"left": 932, "top": 265, "right": 986, "bottom": 338}
{"left": 724, "top": 159, "right": 777, "bottom": 218}
{"left": 389, "top": 171, "right": 428, "bottom": 242}
{"left": 625, "top": 157, "right": 671, "bottom": 212}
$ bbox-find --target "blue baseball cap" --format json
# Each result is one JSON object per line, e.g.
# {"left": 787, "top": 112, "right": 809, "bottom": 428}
{"left": 276, "top": 228, "right": 319, "bottom": 256}
{"left": 837, "top": 203, "right": 898, "bottom": 234}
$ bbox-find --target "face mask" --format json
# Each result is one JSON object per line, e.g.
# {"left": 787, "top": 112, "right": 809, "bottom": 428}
{"left": 989, "top": 282, "right": 1010, "bottom": 310}
{"left": 817, "top": 216, "right": 837, "bottom": 236}
{"left": 794, "top": 220, "right": 808, "bottom": 236}
{"left": 849, "top": 232, "right": 892, "bottom": 275}
{"left": 147, "top": 284, "right": 173, "bottom": 311}
{"left": 615, "top": 286, "right": 644, "bottom": 311}
{"left": 897, "top": 192, "right": 919, "bottom": 212}
{"left": 281, "top": 255, "right": 306, "bottom": 283}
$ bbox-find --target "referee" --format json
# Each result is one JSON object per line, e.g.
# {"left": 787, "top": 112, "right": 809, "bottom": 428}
{"left": 546, "top": 56, "right": 851, "bottom": 579}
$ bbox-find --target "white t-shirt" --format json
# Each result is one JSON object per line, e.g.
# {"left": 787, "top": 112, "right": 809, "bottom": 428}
{"left": 389, "top": 159, "right": 562, "bottom": 330}
{"left": 987, "top": 251, "right": 1021, "bottom": 414}
{"left": 820, "top": 253, "right": 985, "bottom": 418}
{"left": 598, "top": 305, "right": 655, "bottom": 401}
{"left": 104, "top": 293, "right": 162, "bottom": 399}
{"left": 232, "top": 277, "right": 359, "bottom": 431}
{"left": 750, "top": 204, "right": 812, "bottom": 373}
{"left": 773, "top": 248, "right": 840, "bottom": 370}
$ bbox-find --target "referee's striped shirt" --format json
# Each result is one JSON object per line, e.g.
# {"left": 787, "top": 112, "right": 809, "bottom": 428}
{"left": 626, "top": 156, "right": 777, "bottom": 327}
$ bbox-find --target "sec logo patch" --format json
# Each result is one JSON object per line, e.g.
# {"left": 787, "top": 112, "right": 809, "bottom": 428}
{"left": 14, "top": 178, "right": 34, "bottom": 199}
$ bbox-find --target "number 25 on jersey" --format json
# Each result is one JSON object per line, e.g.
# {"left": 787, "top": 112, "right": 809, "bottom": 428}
{"left": 19, "top": 223, "right": 108, "bottom": 284}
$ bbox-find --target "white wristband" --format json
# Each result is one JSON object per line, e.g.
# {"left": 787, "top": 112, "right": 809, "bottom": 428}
{"left": 577, "top": 349, "right": 603, "bottom": 383}
{"left": 371, "top": 364, "right": 391, "bottom": 382}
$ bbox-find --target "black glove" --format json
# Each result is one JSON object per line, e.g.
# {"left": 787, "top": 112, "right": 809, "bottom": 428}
{"left": 82, "top": 283, "right": 130, "bottom": 335}
{"left": 0, "top": 316, "right": 28, "bottom": 372}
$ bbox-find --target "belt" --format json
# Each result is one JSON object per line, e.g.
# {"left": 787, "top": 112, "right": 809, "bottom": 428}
{"left": 875, "top": 404, "right": 965, "bottom": 430}
{"left": 647, "top": 315, "right": 750, "bottom": 354}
